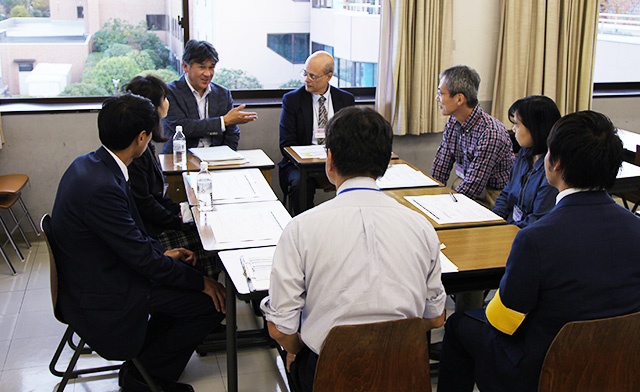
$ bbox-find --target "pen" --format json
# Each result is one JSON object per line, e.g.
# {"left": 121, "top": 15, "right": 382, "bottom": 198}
{"left": 449, "top": 192, "right": 458, "bottom": 202}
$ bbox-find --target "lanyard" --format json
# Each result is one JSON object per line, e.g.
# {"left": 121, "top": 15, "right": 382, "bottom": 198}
{"left": 337, "top": 187, "right": 381, "bottom": 196}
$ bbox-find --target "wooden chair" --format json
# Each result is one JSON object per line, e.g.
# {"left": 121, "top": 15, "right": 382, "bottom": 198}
{"left": 40, "top": 214, "right": 159, "bottom": 392}
{"left": 0, "top": 174, "right": 39, "bottom": 275}
{"left": 538, "top": 311, "right": 640, "bottom": 392}
{"left": 313, "top": 318, "right": 431, "bottom": 392}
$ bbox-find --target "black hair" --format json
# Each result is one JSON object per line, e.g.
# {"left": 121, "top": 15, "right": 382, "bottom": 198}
{"left": 439, "top": 65, "right": 481, "bottom": 108}
{"left": 547, "top": 110, "right": 623, "bottom": 189}
{"left": 123, "top": 75, "right": 169, "bottom": 143}
{"left": 325, "top": 106, "right": 393, "bottom": 178}
{"left": 182, "top": 40, "right": 219, "bottom": 66}
{"left": 98, "top": 94, "right": 158, "bottom": 151}
{"left": 508, "top": 95, "right": 561, "bottom": 159}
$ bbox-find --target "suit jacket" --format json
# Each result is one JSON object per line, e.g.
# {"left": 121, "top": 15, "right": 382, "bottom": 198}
{"left": 277, "top": 86, "right": 355, "bottom": 189}
{"left": 486, "top": 190, "right": 640, "bottom": 391}
{"left": 161, "top": 75, "right": 240, "bottom": 153}
{"left": 128, "top": 143, "right": 182, "bottom": 237}
{"left": 50, "top": 146, "right": 204, "bottom": 360}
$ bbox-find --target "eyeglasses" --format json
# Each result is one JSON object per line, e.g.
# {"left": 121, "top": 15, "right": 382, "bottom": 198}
{"left": 436, "top": 90, "right": 451, "bottom": 98}
{"left": 300, "top": 69, "right": 330, "bottom": 81}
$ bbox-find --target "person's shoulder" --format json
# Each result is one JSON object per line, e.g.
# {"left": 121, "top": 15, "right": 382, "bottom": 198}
{"left": 331, "top": 85, "right": 354, "bottom": 98}
{"left": 209, "top": 81, "right": 231, "bottom": 95}
{"left": 283, "top": 86, "right": 307, "bottom": 99}
{"left": 166, "top": 76, "right": 185, "bottom": 91}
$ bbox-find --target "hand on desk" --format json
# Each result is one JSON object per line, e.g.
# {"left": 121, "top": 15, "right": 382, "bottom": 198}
{"left": 203, "top": 276, "right": 226, "bottom": 314}
{"left": 224, "top": 104, "right": 258, "bottom": 125}
{"left": 165, "top": 248, "right": 196, "bottom": 267}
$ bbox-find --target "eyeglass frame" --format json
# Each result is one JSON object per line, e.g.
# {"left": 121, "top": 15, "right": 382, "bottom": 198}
{"left": 300, "top": 69, "right": 331, "bottom": 81}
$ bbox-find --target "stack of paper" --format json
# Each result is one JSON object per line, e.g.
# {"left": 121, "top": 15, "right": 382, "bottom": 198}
{"left": 190, "top": 146, "right": 249, "bottom": 166}
{"left": 291, "top": 145, "right": 327, "bottom": 159}
{"left": 241, "top": 254, "right": 273, "bottom": 292}
{"left": 405, "top": 194, "right": 503, "bottom": 224}
{"left": 376, "top": 164, "right": 440, "bottom": 189}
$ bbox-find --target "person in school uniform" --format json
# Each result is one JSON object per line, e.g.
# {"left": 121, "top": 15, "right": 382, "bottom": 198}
{"left": 262, "top": 107, "right": 445, "bottom": 392}
{"left": 438, "top": 110, "right": 640, "bottom": 392}
{"left": 431, "top": 65, "right": 515, "bottom": 209}
{"left": 492, "top": 95, "right": 561, "bottom": 228}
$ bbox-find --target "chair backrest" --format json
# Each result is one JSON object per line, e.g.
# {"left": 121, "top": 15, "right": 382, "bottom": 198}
{"left": 40, "top": 214, "right": 65, "bottom": 324}
{"left": 313, "top": 318, "right": 431, "bottom": 392}
{"left": 538, "top": 311, "right": 640, "bottom": 392}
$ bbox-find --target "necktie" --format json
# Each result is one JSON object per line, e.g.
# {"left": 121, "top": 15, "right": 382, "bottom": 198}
{"left": 318, "top": 95, "right": 328, "bottom": 129}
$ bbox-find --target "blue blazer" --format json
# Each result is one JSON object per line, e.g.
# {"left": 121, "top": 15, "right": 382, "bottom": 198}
{"left": 161, "top": 75, "right": 240, "bottom": 153}
{"left": 50, "top": 147, "right": 204, "bottom": 360}
{"left": 486, "top": 190, "right": 640, "bottom": 391}
{"left": 277, "top": 86, "right": 355, "bottom": 189}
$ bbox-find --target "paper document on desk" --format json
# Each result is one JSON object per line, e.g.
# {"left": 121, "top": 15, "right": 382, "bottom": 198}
{"left": 291, "top": 145, "right": 327, "bottom": 159}
{"left": 405, "top": 194, "right": 503, "bottom": 224}
{"left": 376, "top": 164, "right": 439, "bottom": 189}
{"left": 207, "top": 209, "right": 285, "bottom": 243}
{"left": 618, "top": 161, "right": 640, "bottom": 178}
{"left": 190, "top": 146, "right": 249, "bottom": 165}
{"left": 439, "top": 251, "right": 459, "bottom": 273}
{"left": 240, "top": 248, "right": 275, "bottom": 292}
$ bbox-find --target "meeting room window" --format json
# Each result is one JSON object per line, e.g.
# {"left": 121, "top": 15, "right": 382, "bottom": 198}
{"left": 311, "top": 42, "right": 334, "bottom": 56}
{"left": 267, "top": 33, "right": 310, "bottom": 64}
{"left": 336, "top": 58, "right": 377, "bottom": 88}
{"left": 594, "top": 1, "right": 640, "bottom": 83}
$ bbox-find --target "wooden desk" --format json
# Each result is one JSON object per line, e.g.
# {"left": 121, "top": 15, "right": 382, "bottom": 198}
{"left": 283, "top": 146, "right": 399, "bottom": 213}
{"left": 618, "top": 129, "right": 640, "bottom": 161}
{"left": 439, "top": 224, "right": 519, "bottom": 311}
{"left": 383, "top": 187, "right": 507, "bottom": 230}
{"left": 160, "top": 150, "right": 275, "bottom": 202}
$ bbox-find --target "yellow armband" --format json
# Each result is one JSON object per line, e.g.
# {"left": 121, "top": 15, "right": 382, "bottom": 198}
{"left": 485, "top": 290, "right": 526, "bottom": 335}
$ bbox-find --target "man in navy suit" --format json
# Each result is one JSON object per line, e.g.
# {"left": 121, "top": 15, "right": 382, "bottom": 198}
{"left": 161, "top": 39, "right": 257, "bottom": 152}
{"left": 51, "top": 95, "right": 226, "bottom": 392}
{"left": 438, "top": 111, "right": 640, "bottom": 392}
{"left": 278, "top": 51, "right": 355, "bottom": 214}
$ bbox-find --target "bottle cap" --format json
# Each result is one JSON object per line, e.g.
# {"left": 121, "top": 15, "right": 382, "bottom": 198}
{"left": 200, "top": 161, "right": 208, "bottom": 170}
{"left": 176, "top": 125, "right": 183, "bottom": 133}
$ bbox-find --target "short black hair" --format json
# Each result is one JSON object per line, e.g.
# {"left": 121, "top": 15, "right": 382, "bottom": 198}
{"left": 325, "top": 106, "right": 393, "bottom": 178}
{"left": 98, "top": 94, "right": 158, "bottom": 151}
{"left": 547, "top": 110, "right": 623, "bottom": 189}
{"left": 440, "top": 65, "right": 481, "bottom": 108}
{"left": 183, "top": 39, "right": 219, "bottom": 66}
{"left": 123, "top": 75, "right": 169, "bottom": 143}
{"left": 508, "top": 95, "right": 561, "bottom": 158}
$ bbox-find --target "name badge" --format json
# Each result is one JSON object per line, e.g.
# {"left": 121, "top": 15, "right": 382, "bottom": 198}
{"left": 314, "top": 128, "right": 326, "bottom": 145}
{"left": 455, "top": 164, "right": 465, "bottom": 180}
{"left": 512, "top": 205, "right": 524, "bottom": 222}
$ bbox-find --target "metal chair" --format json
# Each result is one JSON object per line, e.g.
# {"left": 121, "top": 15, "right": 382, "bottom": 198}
{"left": 40, "top": 214, "right": 159, "bottom": 392}
{"left": 0, "top": 174, "right": 39, "bottom": 275}
{"left": 313, "top": 318, "right": 432, "bottom": 392}
{"left": 538, "top": 311, "right": 640, "bottom": 392}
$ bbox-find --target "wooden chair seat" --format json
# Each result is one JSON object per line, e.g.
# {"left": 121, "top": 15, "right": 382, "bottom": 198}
{"left": 313, "top": 318, "right": 431, "bottom": 392}
{"left": 0, "top": 174, "right": 29, "bottom": 194}
{"left": 538, "top": 311, "right": 640, "bottom": 391}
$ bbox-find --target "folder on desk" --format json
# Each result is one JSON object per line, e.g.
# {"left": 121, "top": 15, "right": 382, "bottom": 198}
{"left": 376, "top": 164, "right": 439, "bottom": 189}
{"left": 190, "top": 146, "right": 249, "bottom": 165}
{"left": 406, "top": 194, "right": 503, "bottom": 224}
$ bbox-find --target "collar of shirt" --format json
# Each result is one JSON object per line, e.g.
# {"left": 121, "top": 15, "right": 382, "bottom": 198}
{"left": 185, "top": 77, "right": 212, "bottom": 119}
{"left": 312, "top": 85, "right": 331, "bottom": 106}
{"left": 336, "top": 176, "right": 380, "bottom": 195}
{"left": 454, "top": 105, "right": 482, "bottom": 133}
{"left": 104, "top": 146, "right": 129, "bottom": 182}
{"left": 556, "top": 187, "right": 597, "bottom": 204}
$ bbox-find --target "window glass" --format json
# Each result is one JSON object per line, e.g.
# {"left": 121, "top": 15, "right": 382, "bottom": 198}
{"left": 595, "top": 1, "right": 640, "bottom": 83}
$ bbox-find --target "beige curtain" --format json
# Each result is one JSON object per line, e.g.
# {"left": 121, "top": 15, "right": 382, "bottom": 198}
{"left": 0, "top": 114, "right": 4, "bottom": 149}
{"left": 492, "top": 0, "right": 599, "bottom": 125}
{"left": 376, "top": 0, "right": 452, "bottom": 135}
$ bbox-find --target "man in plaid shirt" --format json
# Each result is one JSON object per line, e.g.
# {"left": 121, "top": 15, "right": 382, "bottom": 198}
{"left": 431, "top": 65, "right": 515, "bottom": 209}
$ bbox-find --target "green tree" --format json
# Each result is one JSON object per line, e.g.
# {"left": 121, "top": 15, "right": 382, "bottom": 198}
{"left": 85, "top": 56, "right": 146, "bottom": 94}
{"left": 10, "top": 5, "right": 28, "bottom": 17}
{"left": 279, "top": 79, "right": 304, "bottom": 89}
{"left": 103, "top": 43, "right": 134, "bottom": 58}
{"left": 32, "top": 0, "right": 49, "bottom": 12}
{"left": 213, "top": 68, "right": 263, "bottom": 89}
{"left": 59, "top": 83, "right": 109, "bottom": 97}
{"left": 93, "top": 18, "right": 170, "bottom": 69}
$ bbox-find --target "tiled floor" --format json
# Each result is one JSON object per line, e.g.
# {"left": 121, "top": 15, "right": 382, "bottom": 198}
{"left": 0, "top": 235, "right": 454, "bottom": 392}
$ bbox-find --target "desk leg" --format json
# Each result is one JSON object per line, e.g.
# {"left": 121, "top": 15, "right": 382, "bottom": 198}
{"left": 454, "top": 291, "right": 485, "bottom": 312}
{"left": 226, "top": 273, "right": 238, "bottom": 392}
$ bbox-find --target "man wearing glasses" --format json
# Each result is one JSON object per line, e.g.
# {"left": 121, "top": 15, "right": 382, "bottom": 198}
{"left": 278, "top": 51, "right": 355, "bottom": 214}
{"left": 431, "top": 65, "right": 514, "bottom": 209}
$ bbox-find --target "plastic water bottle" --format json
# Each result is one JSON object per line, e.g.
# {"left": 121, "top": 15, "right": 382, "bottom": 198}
{"left": 173, "top": 125, "right": 187, "bottom": 168}
{"left": 197, "top": 161, "right": 213, "bottom": 212}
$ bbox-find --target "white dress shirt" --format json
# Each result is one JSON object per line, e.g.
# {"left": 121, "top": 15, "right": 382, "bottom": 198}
{"left": 261, "top": 176, "right": 446, "bottom": 354}
{"left": 184, "top": 76, "right": 225, "bottom": 147}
